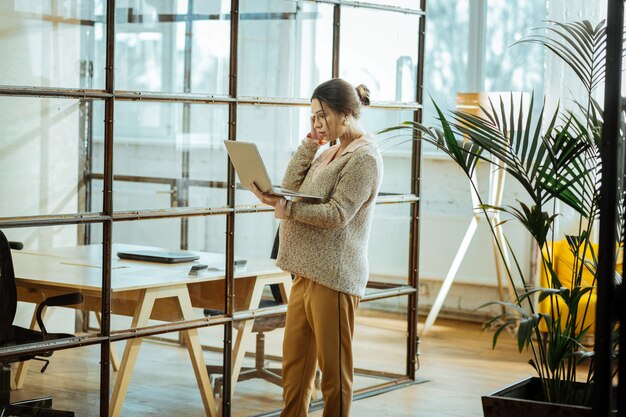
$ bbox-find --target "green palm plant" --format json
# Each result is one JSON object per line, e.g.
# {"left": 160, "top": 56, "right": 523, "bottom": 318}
{"left": 383, "top": 20, "right": 623, "bottom": 406}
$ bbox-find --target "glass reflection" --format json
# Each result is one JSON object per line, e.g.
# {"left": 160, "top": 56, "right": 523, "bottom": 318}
{"left": 0, "top": 97, "right": 103, "bottom": 218}
{"left": 111, "top": 0, "right": 230, "bottom": 94}
{"left": 368, "top": 203, "right": 411, "bottom": 285}
{"left": 340, "top": 7, "right": 420, "bottom": 102}
{"left": 0, "top": 1, "right": 103, "bottom": 89}
{"left": 238, "top": 0, "right": 333, "bottom": 98}
{"left": 90, "top": 101, "right": 229, "bottom": 212}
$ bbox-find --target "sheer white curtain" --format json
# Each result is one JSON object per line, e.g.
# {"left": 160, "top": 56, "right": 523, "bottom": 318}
{"left": 544, "top": 0, "right": 607, "bottom": 240}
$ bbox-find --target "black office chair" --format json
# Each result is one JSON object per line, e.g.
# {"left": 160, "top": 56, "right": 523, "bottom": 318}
{"left": 0, "top": 230, "right": 83, "bottom": 417}
{"left": 204, "top": 229, "right": 287, "bottom": 393}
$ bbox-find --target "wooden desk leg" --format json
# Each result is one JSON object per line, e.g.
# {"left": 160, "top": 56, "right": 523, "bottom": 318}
{"left": 177, "top": 288, "right": 218, "bottom": 417}
{"left": 229, "top": 274, "right": 292, "bottom": 399}
{"left": 229, "top": 277, "right": 264, "bottom": 400}
{"left": 109, "top": 286, "right": 217, "bottom": 417}
{"left": 110, "top": 289, "right": 155, "bottom": 417}
{"left": 95, "top": 312, "right": 120, "bottom": 372}
{"left": 14, "top": 305, "right": 47, "bottom": 389}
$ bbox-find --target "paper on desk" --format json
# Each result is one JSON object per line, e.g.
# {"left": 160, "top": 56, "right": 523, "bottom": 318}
{"left": 61, "top": 261, "right": 129, "bottom": 269}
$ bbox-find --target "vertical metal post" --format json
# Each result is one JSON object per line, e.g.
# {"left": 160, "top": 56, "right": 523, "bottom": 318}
{"left": 100, "top": 1, "right": 116, "bottom": 416}
{"left": 222, "top": 1, "right": 239, "bottom": 416}
{"left": 616, "top": 6, "right": 626, "bottom": 417}
{"left": 407, "top": 0, "right": 426, "bottom": 380}
{"left": 84, "top": 98, "right": 93, "bottom": 245}
{"left": 595, "top": 1, "right": 623, "bottom": 416}
{"left": 331, "top": 4, "right": 340, "bottom": 78}
{"left": 615, "top": 274, "right": 626, "bottom": 417}
{"left": 180, "top": 0, "right": 194, "bottom": 250}
{"left": 466, "top": 0, "right": 486, "bottom": 91}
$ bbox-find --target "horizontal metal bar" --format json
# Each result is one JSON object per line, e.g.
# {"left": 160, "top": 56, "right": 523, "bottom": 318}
{"left": 237, "top": 96, "right": 422, "bottom": 110}
{"left": 366, "top": 281, "right": 410, "bottom": 290}
{"left": 252, "top": 377, "right": 427, "bottom": 417}
{"left": 113, "top": 90, "right": 235, "bottom": 104}
{"left": 0, "top": 213, "right": 110, "bottom": 228}
{"left": 0, "top": 85, "right": 111, "bottom": 100}
{"left": 11, "top": 11, "right": 97, "bottom": 27}
{"left": 90, "top": 173, "right": 229, "bottom": 189}
{"left": 353, "top": 367, "right": 406, "bottom": 380}
{"left": 90, "top": 173, "right": 176, "bottom": 186}
{"left": 0, "top": 335, "right": 107, "bottom": 360}
{"left": 115, "top": 94, "right": 422, "bottom": 109}
{"left": 109, "top": 316, "right": 232, "bottom": 342}
{"left": 295, "top": 0, "right": 425, "bottom": 15}
{"left": 119, "top": 11, "right": 322, "bottom": 23}
{"left": 108, "top": 306, "right": 291, "bottom": 344}
{"left": 361, "top": 285, "right": 416, "bottom": 302}
{"left": 111, "top": 206, "right": 235, "bottom": 221}
{"left": 12, "top": 3, "right": 423, "bottom": 29}
{"left": 0, "top": 195, "right": 419, "bottom": 227}
{"left": 0, "top": 85, "right": 421, "bottom": 110}
{"left": 376, "top": 194, "right": 419, "bottom": 204}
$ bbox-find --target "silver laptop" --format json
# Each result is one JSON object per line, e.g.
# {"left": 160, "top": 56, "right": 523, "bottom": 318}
{"left": 223, "top": 140, "right": 323, "bottom": 200}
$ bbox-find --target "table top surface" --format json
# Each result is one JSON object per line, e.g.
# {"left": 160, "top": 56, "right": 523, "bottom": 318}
{"left": 13, "top": 243, "right": 282, "bottom": 293}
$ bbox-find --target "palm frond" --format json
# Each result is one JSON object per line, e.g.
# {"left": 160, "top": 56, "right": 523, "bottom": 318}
{"left": 516, "top": 20, "right": 611, "bottom": 96}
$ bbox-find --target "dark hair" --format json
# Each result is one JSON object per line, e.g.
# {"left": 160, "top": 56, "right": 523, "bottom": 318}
{"left": 311, "top": 79, "right": 370, "bottom": 119}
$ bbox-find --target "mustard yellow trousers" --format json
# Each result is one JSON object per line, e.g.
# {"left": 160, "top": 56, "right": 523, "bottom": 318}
{"left": 280, "top": 275, "right": 360, "bottom": 417}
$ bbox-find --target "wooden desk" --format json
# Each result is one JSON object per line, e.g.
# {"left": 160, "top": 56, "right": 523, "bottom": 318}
{"left": 12, "top": 244, "right": 292, "bottom": 417}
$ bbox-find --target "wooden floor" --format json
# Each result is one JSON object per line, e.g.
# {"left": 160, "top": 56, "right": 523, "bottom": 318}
{"left": 10, "top": 315, "right": 533, "bottom": 417}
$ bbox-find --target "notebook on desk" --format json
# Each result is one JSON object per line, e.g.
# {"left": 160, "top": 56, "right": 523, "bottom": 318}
{"left": 223, "top": 140, "right": 323, "bottom": 200}
{"left": 117, "top": 250, "right": 200, "bottom": 264}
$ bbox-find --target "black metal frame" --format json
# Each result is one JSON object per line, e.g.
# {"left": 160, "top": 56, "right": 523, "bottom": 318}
{"left": 0, "top": 1, "right": 426, "bottom": 416}
{"left": 595, "top": 1, "right": 624, "bottom": 416}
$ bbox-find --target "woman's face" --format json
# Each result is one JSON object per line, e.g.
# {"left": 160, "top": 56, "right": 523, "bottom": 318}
{"left": 311, "top": 98, "right": 346, "bottom": 140}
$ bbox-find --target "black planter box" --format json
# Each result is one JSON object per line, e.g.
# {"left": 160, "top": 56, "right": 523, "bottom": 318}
{"left": 481, "top": 377, "right": 614, "bottom": 417}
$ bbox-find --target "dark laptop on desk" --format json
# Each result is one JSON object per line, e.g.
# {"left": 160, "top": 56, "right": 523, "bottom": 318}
{"left": 117, "top": 250, "right": 200, "bottom": 264}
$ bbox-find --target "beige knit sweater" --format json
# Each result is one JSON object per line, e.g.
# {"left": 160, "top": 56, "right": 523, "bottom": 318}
{"left": 276, "top": 135, "right": 383, "bottom": 297}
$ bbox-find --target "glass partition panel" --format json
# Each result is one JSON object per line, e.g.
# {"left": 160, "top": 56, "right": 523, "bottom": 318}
{"left": 111, "top": 0, "right": 230, "bottom": 95}
{"left": 112, "top": 0, "right": 230, "bottom": 94}
{"left": 7, "top": 344, "right": 102, "bottom": 416}
{"left": 363, "top": 108, "right": 415, "bottom": 195}
{"left": 421, "top": 0, "right": 469, "bottom": 128}
{"left": 237, "top": 105, "right": 416, "bottom": 197}
{"left": 230, "top": 317, "right": 284, "bottom": 415}
{"left": 7, "top": 224, "right": 99, "bottom": 340}
{"left": 238, "top": 0, "right": 333, "bottom": 98}
{"left": 81, "top": 216, "right": 226, "bottom": 338}
{"left": 340, "top": 7, "right": 420, "bottom": 102}
{"left": 368, "top": 203, "right": 411, "bottom": 285}
{"left": 0, "top": 2, "right": 103, "bottom": 89}
{"left": 236, "top": 104, "right": 311, "bottom": 206}
{"left": 353, "top": 295, "right": 409, "bottom": 389}
{"left": 2, "top": 224, "right": 102, "bottom": 417}
{"left": 485, "top": 2, "right": 546, "bottom": 122}
{"left": 90, "top": 101, "right": 229, "bottom": 212}
{"left": 107, "top": 326, "right": 222, "bottom": 417}
{"left": 0, "top": 96, "right": 103, "bottom": 218}
{"left": 233, "top": 211, "right": 285, "bottom": 315}
{"left": 190, "top": 1, "right": 231, "bottom": 95}
{"left": 89, "top": 217, "right": 227, "bottom": 334}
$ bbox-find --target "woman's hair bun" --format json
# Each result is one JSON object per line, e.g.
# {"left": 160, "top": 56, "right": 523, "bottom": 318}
{"left": 355, "top": 84, "right": 370, "bottom": 106}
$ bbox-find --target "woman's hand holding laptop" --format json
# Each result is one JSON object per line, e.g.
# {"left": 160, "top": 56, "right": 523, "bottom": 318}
{"left": 250, "top": 182, "right": 284, "bottom": 207}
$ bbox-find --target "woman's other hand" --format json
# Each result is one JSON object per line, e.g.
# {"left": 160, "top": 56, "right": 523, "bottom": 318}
{"left": 250, "top": 183, "right": 285, "bottom": 207}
